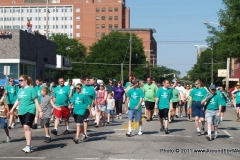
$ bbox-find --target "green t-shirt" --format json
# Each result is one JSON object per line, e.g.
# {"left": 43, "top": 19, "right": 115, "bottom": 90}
{"left": 17, "top": 87, "right": 37, "bottom": 115}
{"left": 66, "top": 85, "right": 76, "bottom": 97}
{"left": 172, "top": 89, "right": 179, "bottom": 103}
{"left": 34, "top": 85, "right": 44, "bottom": 104}
{"left": 126, "top": 87, "right": 144, "bottom": 111}
{"left": 71, "top": 92, "right": 87, "bottom": 115}
{"left": 124, "top": 82, "right": 131, "bottom": 89}
{"left": 234, "top": 91, "right": 240, "bottom": 104}
{"left": 155, "top": 87, "right": 173, "bottom": 109}
{"left": 190, "top": 87, "right": 207, "bottom": 102}
{"left": 5, "top": 85, "right": 18, "bottom": 104}
{"left": 206, "top": 93, "right": 221, "bottom": 110}
{"left": 143, "top": 83, "right": 158, "bottom": 102}
{"left": 82, "top": 85, "right": 97, "bottom": 108}
{"left": 218, "top": 90, "right": 228, "bottom": 106}
{"left": 53, "top": 85, "right": 70, "bottom": 107}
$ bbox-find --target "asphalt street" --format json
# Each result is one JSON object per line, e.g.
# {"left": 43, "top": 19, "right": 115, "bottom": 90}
{"left": 0, "top": 106, "right": 240, "bottom": 160}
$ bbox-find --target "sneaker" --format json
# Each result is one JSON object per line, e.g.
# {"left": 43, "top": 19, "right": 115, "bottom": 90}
{"left": 144, "top": 115, "right": 147, "bottom": 119}
{"left": 213, "top": 134, "right": 217, "bottom": 139}
{"left": 116, "top": 116, "right": 119, "bottom": 119}
{"left": 22, "top": 146, "right": 33, "bottom": 153}
{"left": 51, "top": 129, "right": 58, "bottom": 136}
{"left": 201, "top": 127, "right": 205, "bottom": 135}
{"left": 73, "top": 137, "right": 79, "bottom": 144}
{"left": 8, "top": 126, "right": 11, "bottom": 129}
{"left": 81, "top": 134, "right": 89, "bottom": 141}
{"left": 107, "top": 121, "right": 110, "bottom": 124}
{"left": 165, "top": 128, "right": 169, "bottom": 134}
{"left": 150, "top": 117, "right": 153, "bottom": 121}
{"left": 197, "top": 132, "right": 201, "bottom": 136}
{"left": 138, "top": 131, "right": 143, "bottom": 135}
{"left": 6, "top": 136, "right": 11, "bottom": 143}
{"left": 206, "top": 134, "right": 212, "bottom": 141}
{"left": 32, "top": 124, "right": 37, "bottom": 129}
{"left": 169, "top": 119, "right": 172, "bottom": 123}
{"left": 126, "top": 132, "right": 132, "bottom": 137}
{"left": 146, "top": 118, "right": 150, "bottom": 122}
{"left": 175, "top": 115, "right": 178, "bottom": 118}
{"left": 119, "top": 115, "right": 122, "bottom": 119}
{"left": 44, "top": 137, "right": 51, "bottom": 143}
{"left": 180, "top": 114, "right": 183, "bottom": 118}
{"left": 63, "top": 130, "right": 70, "bottom": 135}
{"left": 171, "top": 119, "right": 174, "bottom": 122}
{"left": 160, "top": 126, "right": 164, "bottom": 132}
{"left": 11, "top": 124, "right": 15, "bottom": 129}
{"left": 220, "top": 118, "right": 223, "bottom": 122}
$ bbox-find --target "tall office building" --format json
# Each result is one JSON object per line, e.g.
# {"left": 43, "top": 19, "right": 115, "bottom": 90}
{"left": 0, "top": 0, "right": 130, "bottom": 46}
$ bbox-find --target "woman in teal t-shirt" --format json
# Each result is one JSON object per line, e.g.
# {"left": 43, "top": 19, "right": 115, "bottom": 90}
{"left": 170, "top": 85, "right": 180, "bottom": 122}
{"left": 4, "top": 78, "right": 18, "bottom": 129}
{"left": 10, "top": 75, "right": 43, "bottom": 153}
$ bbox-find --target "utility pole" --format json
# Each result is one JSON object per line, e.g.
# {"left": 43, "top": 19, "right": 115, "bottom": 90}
{"left": 129, "top": 32, "right": 132, "bottom": 77}
{"left": 211, "top": 44, "right": 213, "bottom": 84}
{"left": 226, "top": 58, "right": 230, "bottom": 91}
{"left": 121, "top": 63, "right": 123, "bottom": 84}
{"left": 46, "top": 0, "right": 49, "bottom": 39}
{"left": 153, "top": 55, "right": 155, "bottom": 67}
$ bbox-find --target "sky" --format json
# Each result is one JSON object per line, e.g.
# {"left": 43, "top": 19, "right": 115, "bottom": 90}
{"left": 126, "top": 0, "right": 224, "bottom": 77}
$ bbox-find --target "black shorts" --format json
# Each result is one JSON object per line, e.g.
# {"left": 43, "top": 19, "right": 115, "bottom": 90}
{"left": 172, "top": 102, "right": 178, "bottom": 108}
{"left": 178, "top": 100, "right": 183, "bottom": 106}
{"left": 8, "top": 104, "right": 14, "bottom": 110}
{"left": 40, "top": 118, "right": 50, "bottom": 128}
{"left": 145, "top": 101, "right": 155, "bottom": 110}
{"left": 158, "top": 108, "right": 169, "bottom": 120}
{"left": 74, "top": 114, "right": 85, "bottom": 125}
{"left": 18, "top": 112, "right": 35, "bottom": 128}
{"left": 84, "top": 109, "right": 90, "bottom": 121}
{"left": 221, "top": 106, "right": 226, "bottom": 112}
{"left": 236, "top": 104, "right": 240, "bottom": 107}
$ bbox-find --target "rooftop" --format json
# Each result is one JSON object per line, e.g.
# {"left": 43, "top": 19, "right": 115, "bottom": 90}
{"left": 110, "top": 28, "right": 156, "bottom": 33}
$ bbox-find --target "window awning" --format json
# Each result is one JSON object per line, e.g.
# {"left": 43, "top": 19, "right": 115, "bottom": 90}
{"left": 222, "top": 78, "right": 239, "bottom": 82}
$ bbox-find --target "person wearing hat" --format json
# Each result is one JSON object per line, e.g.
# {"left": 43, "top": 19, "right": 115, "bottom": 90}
{"left": 125, "top": 80, "right": 144, "bottom": 136}
{"left": 204, "top": 84, "right": 222, "bottom": 141}
{"left": 232, "top": 82, "right": 240, "bottom": 121}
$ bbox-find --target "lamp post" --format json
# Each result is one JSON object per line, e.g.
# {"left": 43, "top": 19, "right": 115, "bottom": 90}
{"left": 194, "top": 45, "right": 213, "bottom": 84}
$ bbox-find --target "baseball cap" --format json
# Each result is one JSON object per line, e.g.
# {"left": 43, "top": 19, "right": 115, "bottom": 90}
{"left": 131, "top": 80, "right": 137, "bottom": 84}
{"left": 209, "top": 84, "right": 216, "bottom": 90}
{"left": 69, "top": 79, "right": 73, "bottom": 82}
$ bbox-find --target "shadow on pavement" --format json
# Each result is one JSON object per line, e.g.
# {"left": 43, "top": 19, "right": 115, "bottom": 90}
{"left": 35, "top": 143, "right": 68, "bottom": 151}
{"left": 142, "top": 131, "right": 159, "bottom": 135}
{"left": 219, "top": 127, "right": 239, "bottom": 130}
{"left": 169, "top": 128, "right": 185, "bottom": 133}
{"left": 50, "top": 136, "right": 74, "bottom": 142}
{"left": 215, "top": 135, "right": 231, "bottom": 139}
{"left": 9, "top": 137, "right": 25, "bottom": 143}
{"left": 90, "top": 131, "right": 115, "bottom": 137}
{"left": 85, "top": 136, "right": 107, "bottom": 142}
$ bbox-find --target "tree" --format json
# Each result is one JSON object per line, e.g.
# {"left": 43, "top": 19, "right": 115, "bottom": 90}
{"left": 83, "top": 32, "right": 147, "bottom": 82}
{"left": 49, "top": 33, "right": 87, "bottom": 79}
{"left": 150, "top": 66, "right": 181, "bottom": 83}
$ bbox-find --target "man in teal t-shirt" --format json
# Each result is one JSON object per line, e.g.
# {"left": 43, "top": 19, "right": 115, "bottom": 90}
{"left": 171, "top": 86, "right": 180, "bottom": 122}
{"left": 32, "top": 78, "right": 44, "bottom": 129}
{"left": 143, "top": 77, "right": 158, "bottom": 121}
{"left": 51, "top": 78, "right": 72, "bottom": 136}
{"left": 155, "top": 80, "right": 173, "bottom": 134}
{"left": 124, "top": 76, "right": 133, "bottom": 89}
{"left": 125, "top": 80, "right": 144, "bottom": 137}
{"left": 205, "top": 84, "right": 221, "bottom": 141}
{"left": 218, "top": 86, "right": 228, "bottom": 122}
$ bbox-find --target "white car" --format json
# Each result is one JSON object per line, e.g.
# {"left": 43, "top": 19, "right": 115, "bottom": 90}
{"left": 64, "top": 79, "right": 81, "bottom": 86}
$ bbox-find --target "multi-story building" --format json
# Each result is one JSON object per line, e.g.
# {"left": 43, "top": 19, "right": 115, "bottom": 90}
{"left": 0, "top": 0, "right": 129, "bottom": 46}
{"left": 110, "top": 28, "right": 157, "bottom": 65}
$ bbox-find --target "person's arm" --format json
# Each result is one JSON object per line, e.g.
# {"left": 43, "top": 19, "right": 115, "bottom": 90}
{"left": 50, "top": 97, "right": 60, "bottom": 110}
{"left": 187, "top": 96, "right": 192, "bottom": 108}
{"left": 34, "top": 98, "right": 43, "bottom": 118}
{"left": 134, "top": 98, "right": 143, "bottom": 110}
{"left": 94, "top": 98, "right": 99, "bottom": 112}
{"left": 125, "top": 97, "right": 129, "bottom": 113}
{"left": 10, "top": 99, "right": 19, "bottom": 113}
{"left": 4, "top": 98, "right": 10, "bottom": 118}
{"left": 103, "top": 91, "right": 107, "bottom": 103}
{"left": 113, "top": 99, "right": 115, "bottom": 108}
{"left": 170, "top": 99, "right": 173, "bottom": 111}
{"left": 69, "top": 87, "right": 74, "bottom": 98}
{"left": 178, "top": 93, "right": 181, "bottom": 105}
{"left": 123, "top": 93, "right": 126, "bottom": 103}
{"left": 155, "top": 97, "right": 159, "bottom": 109}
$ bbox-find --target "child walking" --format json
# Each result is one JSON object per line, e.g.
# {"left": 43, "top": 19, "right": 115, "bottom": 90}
{"left": 69, "top": 84, "right": 87, "bottom": 144}
{"left": 40, "top": 87, "right": 53, "bottom": 143}
{"left": 107, "top": 93, "right": 115, "bottom": 124}
{"left": 0, "top": 88, "right": 11, "bottom": 142}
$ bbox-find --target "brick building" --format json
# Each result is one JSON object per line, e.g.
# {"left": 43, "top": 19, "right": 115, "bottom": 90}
{"left": 0, "top": 0, "right": 130, "bottom": 47}
{"left": 0, "top": 29, "right": 56, "bottom": 82}
{"left": 110, "top": 28, "right": 157, "bottom": 65}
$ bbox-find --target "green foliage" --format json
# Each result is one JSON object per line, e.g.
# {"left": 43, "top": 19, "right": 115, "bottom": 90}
{"left": 84, "top": 32, "right": 147, "bottom": 82}
{"left": 150, "top": 66, "right": 181, "bottom": 83}
{"left": 49, "top": 33, "right": 87, "bottom": 79}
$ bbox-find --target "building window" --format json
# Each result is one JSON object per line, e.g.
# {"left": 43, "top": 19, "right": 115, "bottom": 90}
{"left": 96, "top": 32, "right": 100, "bottom": 37}
{"left": 114, "top": 16, "right": 118, "bottom": 20}
{"left": 101, "top": 8, "right": 105, "bottom": 12}
{"left": 39, "top": 8, "right": 45, "bottom": 13}
{"left": 13, "top": 25, "right": 20, "bottom": 29}
{"left": 109, "top": 7, "right": 112, "bottom": 12}
{"left": 101, "top": 24, "right": 105, "bottom": 29}
{"left": 13, "top": 8, "right": 20, "bottom": 13}
{"left": 96, "top": 8, "right": 100, "bottom": 12}
{"left": 76, "top": 8, "right": 80, "bottom": 12}
{"left": 109, "top": 16, "right": 112, "bottom": 20}
{"left": 109, "top": 24, "right": 112, "bottom": 29}
{"left": 76, "top": 25, "right": 80, "bottom": 29}
{"left": 96, "top": 16, "right": 100, "bottom": 20}
{"left": 101, "top": 16, "right": 105, "bottom": 20}
{"left": 76, "top": 33, "right": 80, "bottom": 37}
{"left": 76, "top": 16, "right": 80, "bottom": 21}
{"left": 114, "top": 7, "right": 118, "bottom": 12}
{"left": 21, "top": 8, "right": 28, "bottom": 13}
{"left": 65, "top": 7, "right": 72, "bottom": 12}
{"left": 101, "top": 32, "right": 105, "bottom": 37}
{"left": 96, "top": 24, "right": 100, "bottom": 29}
{"left": 114, "top": 24, "right": 118, "bottom": 28}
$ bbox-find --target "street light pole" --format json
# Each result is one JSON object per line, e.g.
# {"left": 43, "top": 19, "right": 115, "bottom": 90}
{"left": 211, "top": 44, "right": 213, "bottom": 84}
{"left": 46, "top": 0, "right": 49, "bottom": 39}
{"left": 129, "top": 32, "right": 132, "bottom": 77}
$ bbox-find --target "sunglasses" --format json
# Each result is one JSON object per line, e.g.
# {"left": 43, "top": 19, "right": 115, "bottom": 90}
{"left": 195, "top": 83, "right": 199, "bottom": 85}
{"left": 9, "top": 81, "right": 13, "bottom": 82}
{"left": 19, "top": 79, "right": 24, "bottom": 82}
{"left": 76, "top": 87, "right": 81, "bottom": 89}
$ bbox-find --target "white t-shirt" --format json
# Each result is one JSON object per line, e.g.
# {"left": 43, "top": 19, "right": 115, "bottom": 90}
{"left": 107, "top": 98, "right": 115, "bottom": 110}
{"left": 175, "top": 86, "right": 186, "bottom": 100}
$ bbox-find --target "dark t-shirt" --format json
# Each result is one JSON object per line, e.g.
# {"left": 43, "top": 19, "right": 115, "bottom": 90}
{"left": 92, "top": 84, "right": 100, "bottom": 91}
{"left": 112, "top": 86, "right": 125, "bottom": 100}
{"left": 106, "top": 84, "right": 114, "bottom": 94}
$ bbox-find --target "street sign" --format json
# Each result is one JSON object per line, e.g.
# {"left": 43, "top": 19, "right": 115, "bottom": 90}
{"left": 4, "top": 66, "right": 10, "bottom": 76}
{"left": 218, "top": 69, "right": 227, "bottom": 77}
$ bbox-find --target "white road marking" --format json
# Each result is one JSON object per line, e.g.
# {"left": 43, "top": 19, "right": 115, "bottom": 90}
{"left": 223, "top": 130, "right": 233, "bottom": 139}
{"left": 111, "top": 133, "right": 192, "bottom": 137}
{"left": 0, "top": 157, "right": 45, "bottom": 159}
{"left": 113, "top": 129, "right": 135, "bottom": 131}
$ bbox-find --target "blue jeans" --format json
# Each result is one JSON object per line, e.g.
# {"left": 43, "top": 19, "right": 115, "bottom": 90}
{"left": 192, "top": 101, "right": 205, "bottom": 118}
{"left": 128, "top": 109, "right": 142, "bottom": 122}
{"left": 0, "top": 117, "right": 8, "bottom": 129}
